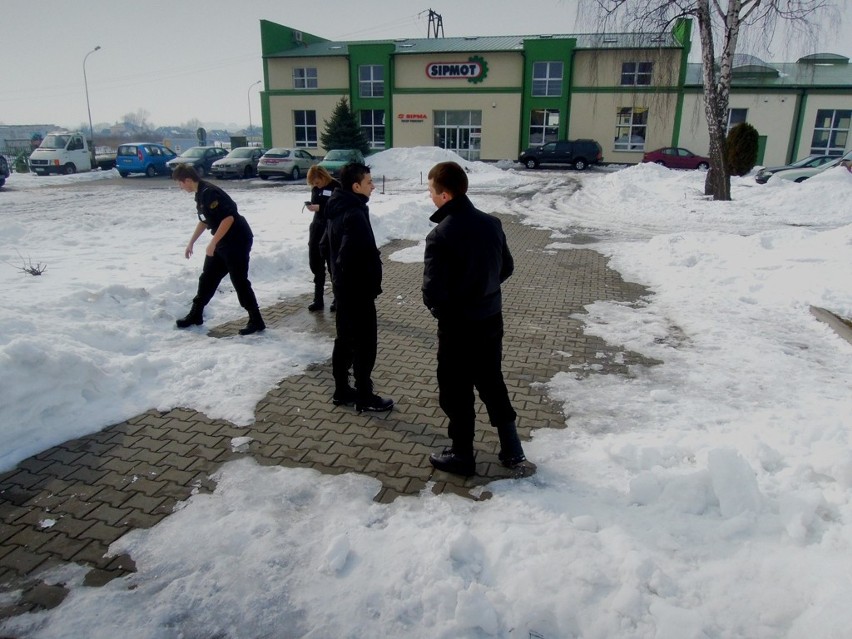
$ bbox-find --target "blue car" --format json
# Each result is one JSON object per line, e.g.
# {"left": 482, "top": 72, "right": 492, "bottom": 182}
{"left": 116, "top": 143, "right": 177, "bottom": 177}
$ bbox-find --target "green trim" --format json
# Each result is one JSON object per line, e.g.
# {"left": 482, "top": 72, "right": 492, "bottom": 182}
{"left": 348, "top": 43, "right": 395, "bottom": 149}
{"left": 671, "top": 19, "right": 692, "bottom": 146}
{"left": 392, "top": 86, "right": 521, "bottom": 95}
{"left": 520, "top": 38, "right": 576, "bottom": 148}
{"left": 788, "top": 90, "right": 808, "bottom": 162}
{"left": 572, "top": 85, "right": 681, "bottom": 94}
{"left": 260, "top": 20, "right": 327, "bottom": 56}
{"left": 266, "top": 88, "right": 349, "bottom": 96}
{"left": 260, "top": 92, "right": 271, "bottom": 148}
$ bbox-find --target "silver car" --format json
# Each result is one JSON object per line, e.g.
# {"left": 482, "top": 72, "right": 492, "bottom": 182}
{"left": 211, "top": 147, "right": 267, "bottom": 179}
{"left": 257, "top": 147, "right": 317, "bottom": 180}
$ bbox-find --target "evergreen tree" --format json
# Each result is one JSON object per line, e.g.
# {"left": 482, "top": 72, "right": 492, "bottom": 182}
{"left": 320, "top": 97, "right": 370, "bottom": 155}
{"left": 726, "top": 122, "right": 759, "bottom": 177}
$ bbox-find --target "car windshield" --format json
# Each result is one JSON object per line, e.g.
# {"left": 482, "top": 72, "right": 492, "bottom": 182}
{"left": 325, "top": 150, "right": 353, "bottom": 161}
{"left": 265, "top": 149, "right": 290, "bottom": 158}
{"left": 180, "top": 148, "right": 206, "bottom": 158}
{"left": 227, "top": 148, "right": 254, "bottom": 158}
{"left": 40, "top": 135, "right": 70, "bottom": 149}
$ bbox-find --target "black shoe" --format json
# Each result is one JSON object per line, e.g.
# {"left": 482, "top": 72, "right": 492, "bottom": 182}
{"left": 355, "top": 393, "right": 394, "bottom": 413}
{"left": 330, "top": 299, "right": 337, "bottom": 312}
{"left": 176, "top": 303, "right": 204, "bottom": 328}
{"left": 332, "top": 386, "right": 358, "bottom": 406}
{"left": 308, "top": 299, "right": 324, "bottom": 312}
{"left": 498, "top": 450, "right": 527, "bottom": 469}
{"left": 429, "top": 448, "right": 476, "bottom": 476}
{"left": 239, "top": 318, "right": 266, "bottom": 335}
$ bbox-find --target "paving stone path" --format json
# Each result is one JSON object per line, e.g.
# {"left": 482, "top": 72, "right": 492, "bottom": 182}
{"left": 0, "top": 208, "right": 650, "bottom": 618}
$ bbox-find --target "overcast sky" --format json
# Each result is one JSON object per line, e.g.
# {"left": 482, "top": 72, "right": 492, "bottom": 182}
{"left": 1, "top": 0, "right": 849, "bottom": 130}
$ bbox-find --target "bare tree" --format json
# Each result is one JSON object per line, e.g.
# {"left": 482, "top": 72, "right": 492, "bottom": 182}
{"left": 122, "top": 109, "right": 153, "bottom": 131}
{"left": 589, "top": 0, "right": 837, "bottom": 201}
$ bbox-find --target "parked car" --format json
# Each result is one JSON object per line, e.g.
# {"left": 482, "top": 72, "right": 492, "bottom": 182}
{"left": 754, "top": 154, "right": 836, "bottom": 184}
{"left": 518, "top": 139, "right": 603, "bottom": 170}
{"left": 0, "top": 154, "right": 9, "bottom": 188}
{"left": 769, "top": 150, "right": 852, "bottom": 183}
{"left": 317, "top": 149, "right": 365, "bottom": 177}
{"left": 211, "top": 147, "right": 267, "bottom": 179}
{"left": 166, "top": 146, "right": 228, "bottom": 178}
{"left": 115, "top": 143, "right": 177, "bottom": 178}
{"left": 257, "top": 147, "right": 318, "bottom": 180}
{"left": 642, "top": 147, "right": 710, "bottom": 170}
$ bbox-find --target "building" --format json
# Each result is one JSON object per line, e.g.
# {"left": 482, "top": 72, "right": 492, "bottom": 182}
{"left": 258, "top": 19, "right": 852, "bottom": 166}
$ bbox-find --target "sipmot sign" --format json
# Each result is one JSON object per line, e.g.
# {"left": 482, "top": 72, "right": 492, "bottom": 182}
{"left": 426, "top": 61, "right": 484, "bottom": 80}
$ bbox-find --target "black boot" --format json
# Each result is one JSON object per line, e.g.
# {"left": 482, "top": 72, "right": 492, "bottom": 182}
{"left": 239, "top": 307, "right": 266, "bottom": 335}
{"left": 355, "top": 385, "right": 394, "bottom": 413}
{"left": 429, "top": 446, "right": 476, "bottom": 476}
{"left": 497, "top": 421, "right": 526, "bottom": 468}
{"left": 332, "top": 386, "right": 358, "bottom": 406}
{"left": 176, "top": 302, "right": 204, "bottom": 328}
{"left": 308, "top": 283, "right": 324, "bottom": 312}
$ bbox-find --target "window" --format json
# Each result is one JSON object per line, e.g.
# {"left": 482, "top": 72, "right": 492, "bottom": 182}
{"left": 529, "top": 109, "right": 560, "bottom": 145}
{"left": 532, "top": 62, "right": 563, "bottom": 97}
{"left": 727, "top": 108, "right": 748, "bottom": 134}
{"left": 294, "top": 110, "right": 317, "bottom": 147}
{"left": 433, "top": 110, "right": 482, "bottom": 161}
{"left": 614, "top": 107, "right": 648, "bottom": 151}
{"left": 359, "top": 65, "right": 384, "bottom": 98}
{"left": 810, "top": 109, "right": 851, "bottom": 156}
{"left": 360, "top": 110, "right": 385, "bottom": 149}
{"left": 293, "top": 67, "right": 317, "bottom": 90}
{"left": 621, "top": 62, "right": 653, "bottom": 86}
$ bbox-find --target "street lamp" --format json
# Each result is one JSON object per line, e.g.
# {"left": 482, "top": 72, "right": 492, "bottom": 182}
{"left": 83, "top": 46, "right": 102, "bottom": 155}
{"left": 247, "top": 80, "right": 261, "bottom": 145}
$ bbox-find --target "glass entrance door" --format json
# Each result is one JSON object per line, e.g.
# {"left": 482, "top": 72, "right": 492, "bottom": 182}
{"left": 434, "top": 111, "right": 482, "bottom": 161}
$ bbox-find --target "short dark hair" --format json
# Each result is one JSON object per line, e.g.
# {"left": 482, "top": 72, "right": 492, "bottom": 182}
{"left": 339, "top": 162, "right": 371, "bottom": 191}
{"left": 427, "top": 161, "right": 468, "bottom": 197}
{"left": 171, "top": 163, "right": 200, "bottom": 182}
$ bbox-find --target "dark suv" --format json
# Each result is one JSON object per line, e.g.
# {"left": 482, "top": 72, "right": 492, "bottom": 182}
{"left": 519, "top": 139, "right": 603, "bottom": 170}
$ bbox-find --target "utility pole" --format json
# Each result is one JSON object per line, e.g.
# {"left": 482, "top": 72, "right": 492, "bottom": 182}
{"left": 424, "top": 8, "right": 444, "bottom": 38}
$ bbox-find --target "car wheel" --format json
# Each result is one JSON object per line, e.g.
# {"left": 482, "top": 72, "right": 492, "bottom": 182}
{"left": 119, "top": 171, "right": 129, "bottom": 178}
{"left": 697, "top": 162, "right": 709, "bottom": 170}
{"left": 654, "top": 160, "right": 666, "bottom": 167}
{"left": 574, "top": 159, "right": 587, "bottom": 171}
{"left": 64, "top": 163, "right": 76, "bottom": 175}
{"left": 291, "top": 167, "right": 301, "bottom": 181}
{"left": 243, "top": 166, "right": 252, "bottom": 179}
{"left": 524, "top": 158, "right": 538, "bottom": 169}
{"left": 145, "top": 164, "right": 157, "bottom": 178}
{"left": 260, "top": 174, "right": 269, "bottom": 180}
{"left": 794, "top": 176, "right": 809, "bottom": 183}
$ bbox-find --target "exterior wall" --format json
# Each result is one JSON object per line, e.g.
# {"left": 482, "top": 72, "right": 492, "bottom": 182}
{"left": 795, "top": 93, "right": 852, "bottom": 159}
{"left": 266, "top": 93, "right": 345, "bottom": 150}
{"left": 572, "top": 49, "right": 681, "bottom": 88}
{"left": 266, "top": 57, "right": 349, "bottom": 91}
{"left": 394, "top": 51, "right": 523, "bottom": 89}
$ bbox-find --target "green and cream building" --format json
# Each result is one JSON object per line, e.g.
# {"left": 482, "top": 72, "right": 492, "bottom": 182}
{"left": 259, "top": 19, "right": 852, "bottom": 166}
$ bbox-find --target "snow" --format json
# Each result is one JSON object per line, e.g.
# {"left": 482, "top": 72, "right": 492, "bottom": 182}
{"left": 1, "top": 149, "right": 851, "bottom": 638}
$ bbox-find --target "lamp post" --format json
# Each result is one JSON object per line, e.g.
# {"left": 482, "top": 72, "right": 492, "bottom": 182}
{"left": 83, "top": 46, "right": 101, "bottom": 155}
{"left": 247, "top": 80, "right": 261, "bottom": 145}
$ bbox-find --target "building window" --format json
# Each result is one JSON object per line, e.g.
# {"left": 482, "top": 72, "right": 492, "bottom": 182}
{"left": 294, "top": 110, "right": 317, "bottom": 147}
{"left": 529, "top": 109, "right": 560, "bottom": 145}
{"left": 293, "top": 68, "right": 318, "bottom": 90}
{"left": 614, "top": 107, "right": 648, "bottom": 151}
{"left": 360, "top": 110, "right": 385, "bottom": 149}
{"left": 621, "top": 62, "right": 653, "bottom": 86}
{"left": 359, "top": 65, "right": 384, "bottom": 98}
{"left": 434, "top": 110, "right": 482, "bottom": 161}
{"left": 532, "top": 62, "right": 563, "bottom": 97}
{"left": 811, "top": 109, "right": 851, "bottom": 156}
{"left": 727, "top": 108, "right": 748, "bottom": 134}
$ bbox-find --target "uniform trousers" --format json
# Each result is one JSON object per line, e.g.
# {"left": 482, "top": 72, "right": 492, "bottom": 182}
{"left": 193, "top": 240, "right": 259, "bottom": 311}
{"left": 332, "top": 296, "right": 378, "bottom": 393}
{"left": 308, "top": 221, "right": 330, "bottom": 288}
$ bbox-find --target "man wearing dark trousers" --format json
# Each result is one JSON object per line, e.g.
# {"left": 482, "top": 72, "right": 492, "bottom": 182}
{"left": 173, "top": 163, "right": 265, "bottom": 335}
{"left": 324, "top": 162, "right": 393, "bottom": 413}
{"left": 423, "top": 161, "right": 528, "bottom": 476}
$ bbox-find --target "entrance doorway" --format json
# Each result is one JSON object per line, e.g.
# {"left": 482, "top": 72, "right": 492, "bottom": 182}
{"left": 434, "top": 110, "right": 482, "bottom": 161}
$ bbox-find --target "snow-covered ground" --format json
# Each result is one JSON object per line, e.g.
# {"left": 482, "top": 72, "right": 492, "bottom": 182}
{"left": 1, "top": 148, "right": 851, "bottom": 638}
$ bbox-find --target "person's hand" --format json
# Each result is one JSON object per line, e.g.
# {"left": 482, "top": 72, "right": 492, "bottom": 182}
{"left": 184, "top": 244, "right": 194, "bottom": 259}
{"left": 307, "top": 204, "right": 319, "bottom": 212}
{"left": 206, "top": 240, "right": 217, "bottom": 257}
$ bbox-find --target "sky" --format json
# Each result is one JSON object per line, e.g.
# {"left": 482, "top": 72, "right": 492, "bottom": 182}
{"left": 1, "top": 149, "right": 851, "bottom": 637}
{"left": 1, "top": 0, "right": 850, "bottom": 130}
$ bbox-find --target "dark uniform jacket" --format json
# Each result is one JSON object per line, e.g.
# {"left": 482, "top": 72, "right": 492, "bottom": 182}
{"left": 422, "top": 194, "right": 513, "bottom": 323}
{"left": 194, "top": 180, "right": 252, "bottom": 248}
{"left": 324, "top": 188, "right": 383, "bottom": 300}
{"left": 310, "top": 179, "right": 341, "bottom": 226}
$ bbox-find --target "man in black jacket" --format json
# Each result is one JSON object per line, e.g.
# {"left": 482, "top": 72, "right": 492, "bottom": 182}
{"left": 173, "top": 163, "right": 265, "bottom": 335}
{"left": 324, "top": 162, "right": 393, "bottom": 413}
{"left": 423, "top": 161, "right": 527, "bottom": 476}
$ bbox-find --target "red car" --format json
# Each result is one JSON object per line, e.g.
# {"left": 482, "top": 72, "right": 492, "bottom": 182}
{"left": 642, "top": 147, "right": 710, "bottom": 170}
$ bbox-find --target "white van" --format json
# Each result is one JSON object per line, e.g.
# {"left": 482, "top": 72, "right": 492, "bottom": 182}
{"left": 29, "top": 131, "right": 93, "bottom": 175}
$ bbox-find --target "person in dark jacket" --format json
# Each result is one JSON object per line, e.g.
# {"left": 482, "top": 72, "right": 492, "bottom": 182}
{"left": 173, "top": 163, "right": 265, "bottom": 335}
{"left": 422, "top": 161, "right": 527, "bottom": 476}
{"left": 324, "top": 162, "right": 393, "bottom": 412}
{"left": 305, "top": 165, "right": 341, "bottom": 312}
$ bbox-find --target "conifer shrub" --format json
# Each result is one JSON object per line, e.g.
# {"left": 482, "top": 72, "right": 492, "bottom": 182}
{"left": 726, "top": 122, "right": 759, "bottom": 176}
{"left": 320, "top": 98, "right": 370, "bottom": 156}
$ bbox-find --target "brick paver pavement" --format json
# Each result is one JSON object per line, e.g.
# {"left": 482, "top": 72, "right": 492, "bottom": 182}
{"left": 0, "top": 208, "right": 651, "bottom": 618}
